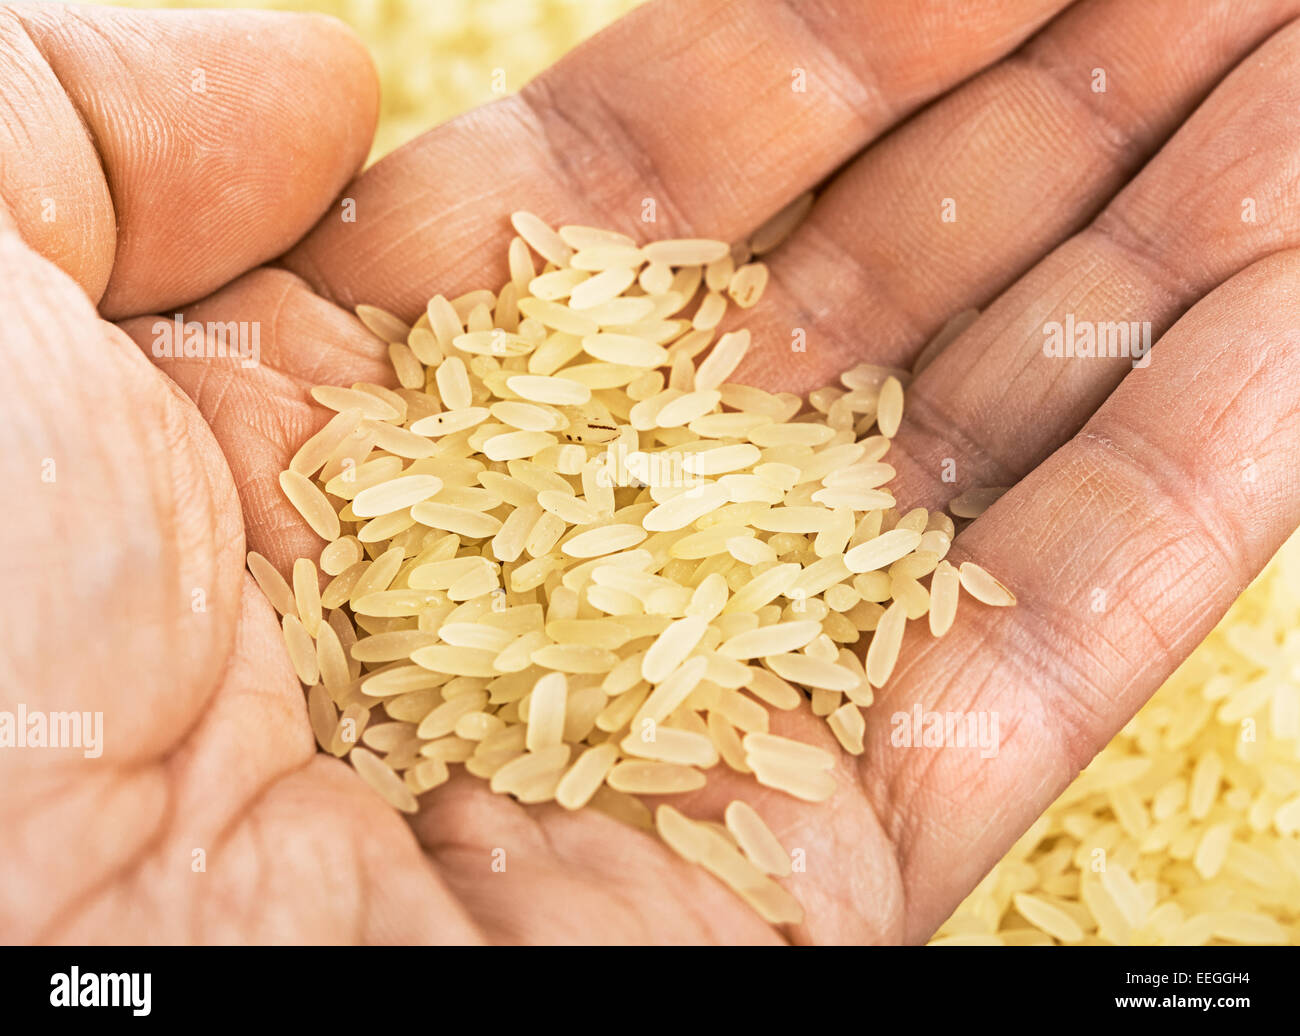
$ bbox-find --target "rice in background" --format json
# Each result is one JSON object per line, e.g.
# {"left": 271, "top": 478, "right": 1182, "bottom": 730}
{"left": 107, "top": 0, "right": 647, "bottom": 160}
{"left": 105, "top": 0, "right": 1300, "bottom": 945}
{"left": 934, "top": 539, "right": 1300, "bottom": 946}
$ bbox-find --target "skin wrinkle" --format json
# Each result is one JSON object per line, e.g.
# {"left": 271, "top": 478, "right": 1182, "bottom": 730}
{"left": 874, "top": 682, "right": 979, "bottom": 846}
{"left": 258, "top": 400, "right": 308, "bottom": 469}
{"left": 35, "top": 9, "right": 148, "bottom": 147}
{"left": 19, "top": 372, "right": 238, "bottom": 942}
{"left": 858, "top": 707, "right": 929, "bottom": 821}
{"left": 528, "top": 811, "right": 717, "bottom": 942}
{"left": 7, "top": 251, "right": 235, "bottom": 743}
{"left": 230, "top": 805, "right": 272, "bottom": 941}
{"left": 770, "top": 219, "right": 930, "bottom": 380}
{"left": 428, "top": 847, "right": 542, "bottom": 942}
{"left": 774, "top": 0, "right": 886, "bottom": 133}
{"left": 64, "top": 732, "right": 449, "bottom": 943}
{"left": 33, "top": 764, "right": 173, "bottom": 944}
{"left": 490, "top": 842, "right": 739, "bottom": 942}
{"left": 982, "top": 495, "right": 1216, "bottom": 772}
{"left": 785, "top": 0, "right": 1029, "bottom": 122}
{"left": 823, "top": 792, "right": 901, "bottom": 942}
{"left": 1008, "top": 43, "right": 1145, "bottom": 163}
{"left": 1204, "top": 331, "right": 1290, "bottom": 447}
{"left": 901, "top": 749, "right": 1057, "bottom": 942}
{"left": 0, "top": 43, "right": 44, "bottom": 147}
{"left": 889, "top": 389, "right": 1014, "bottom": 507}
{"left": 889, "top": 715, "right": 1058, "bottom": 939}
{"left": 1134, "top": 157, "right": 1296, "bottom": 278}
{"left": 36, "top": 42, "right": 124, "bottom": 253}
{"left": 267, "top": 254, "right": 327, "bottom": 312}
{"left": 181, "top": 626, "right": 314, "bottom": 859}
{"left": 184, "top": 363, "right": 239, "bottom": 450}
{"left": 603, "top": 885, "right": 668, "bottom": 943}
{"left": 1125, "top": 556, "right": 1197, "bottom": 659}
{"left": 181, "top": 269, "right": 391, "bottom": 380}
{"left": 331, "top": 150, "right": 476, "bottom": 284}
{"left": 0, "top": 64, "right": 61, "bottom": 209}
{"left": 348, "top": 822, "right": 370, "bottom": 942}
{"left": 414, "top": 778, "right": 795, "bottom": 942}
{"left": 261, "top": 277, "right": 299, "bottom": 375}
{"left": 1, "top": 12, "right": 116, "bottom": 296}
{"left": 515, "top": 83, "right": 692, "bottom": 239}
{"left": 810, "top": 213, "right": 932, "bottom": 345}
{"left": 517, "top": 1, "right": 871, "bottom": 242}
{"left": 1078, "top": 424, "right": 1251, "bottom": 582}
{"left": 903, "top": 742, "right": 1013, "bottom": 856}
{"left": 1015, "top": 590, "right": 1125, "bottom": 743}
{"left": 790, "top": 803, "right": 873, "bottom": 940}
{"left": 1082, "top": 213, "right": 1207, "bottom": 308}
{"left": 417, "top": 853, "right": 519, "bottom": 943}
{"left": 1097, "top": 530, "right": 1180, "bottom": 637}
{"left": 524, "top": 806, "right": 582, "bottom": 872}
{"left": 149, "top": 353, "right": 303, "bottom": 489}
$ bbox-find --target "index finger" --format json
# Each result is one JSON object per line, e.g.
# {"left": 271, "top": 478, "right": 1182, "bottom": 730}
{"left": 284, "top": 0, "right": 1071, "bottom": 317}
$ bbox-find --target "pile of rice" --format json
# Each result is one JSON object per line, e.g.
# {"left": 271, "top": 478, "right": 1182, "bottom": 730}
{"left": 250, "top": 210, "right": 1014, "bottom": 925}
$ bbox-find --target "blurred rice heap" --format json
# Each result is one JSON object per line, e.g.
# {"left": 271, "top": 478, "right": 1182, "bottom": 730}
{"left": 111, "top": 0, "right": 1300, "bottom": 945}
{"left": 110, "top": 0, "right": 648, "bottom": 161}
{"left": 934, "top": 546, "right": 1300, "bottom": 946}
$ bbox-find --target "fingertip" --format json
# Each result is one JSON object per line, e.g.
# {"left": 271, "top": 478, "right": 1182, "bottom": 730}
{"left": 293, "top": 10, "right": 382, "bottom": 161}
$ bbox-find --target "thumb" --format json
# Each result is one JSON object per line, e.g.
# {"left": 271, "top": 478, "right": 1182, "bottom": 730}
{"left": 0, "top": 3, "right": 377, "bottom": 318}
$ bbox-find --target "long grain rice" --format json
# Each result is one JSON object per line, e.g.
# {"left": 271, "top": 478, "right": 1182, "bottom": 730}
{"left": 621, "top": 726, "right": 719, "bottom": 767}
{"left": 865, "top": 601, "right": 906, "bottom": 687}
{"left": 279, "top": 470, "right": 341, "bottom": 540}
{"left": 928, "top": 560, "right": 959, "bottom": 637}
{"left": 727, "top": 263, "right": 768, "bottom": 309}
{"left": 958, "top": 562, "right": 1017, "bottom": 606}
{"left": 555, "top": 742, "right": 620, "bottom": 810}
{"left": 748, "top": 192, "right": 813, "bottom": 254}
{"left": 607, "top": 760, "right": 707, "bottom": 794}
{"left": 351, "top": 747, "right": 420, "bottom": 813}
{"left": 827, "top": 702, "right": 866, "bottom": 755}
{"left": 641, "top": 239, "right": 729, "bottom": 266}
{"left": 247, "top": 551, "right": 296, "bottom": 616}
{"left": 876, "top": 376, "right": 904, "bottom": 438}
{"left": 747, "top": 754, "right": 837, "bottom": 803}
{"left": 725, "top": 800, "right": 793, "bottom": 876}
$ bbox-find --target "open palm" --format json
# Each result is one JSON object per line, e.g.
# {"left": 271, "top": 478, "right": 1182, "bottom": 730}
{"left": 6, "top": 0, "right": 1300, "bottom": 945}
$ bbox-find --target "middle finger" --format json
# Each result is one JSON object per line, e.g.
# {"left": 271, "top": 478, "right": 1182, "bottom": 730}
{"left": 888, "top": 17, "right": 1300, "bottom": 511}
{"left": 737, "top": 0, "right": 1300, "bottom": 390}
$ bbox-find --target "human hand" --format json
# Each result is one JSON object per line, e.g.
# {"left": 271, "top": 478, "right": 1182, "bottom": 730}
{"left": 5, "top": 0, "right": 1300, "bottom": 945}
